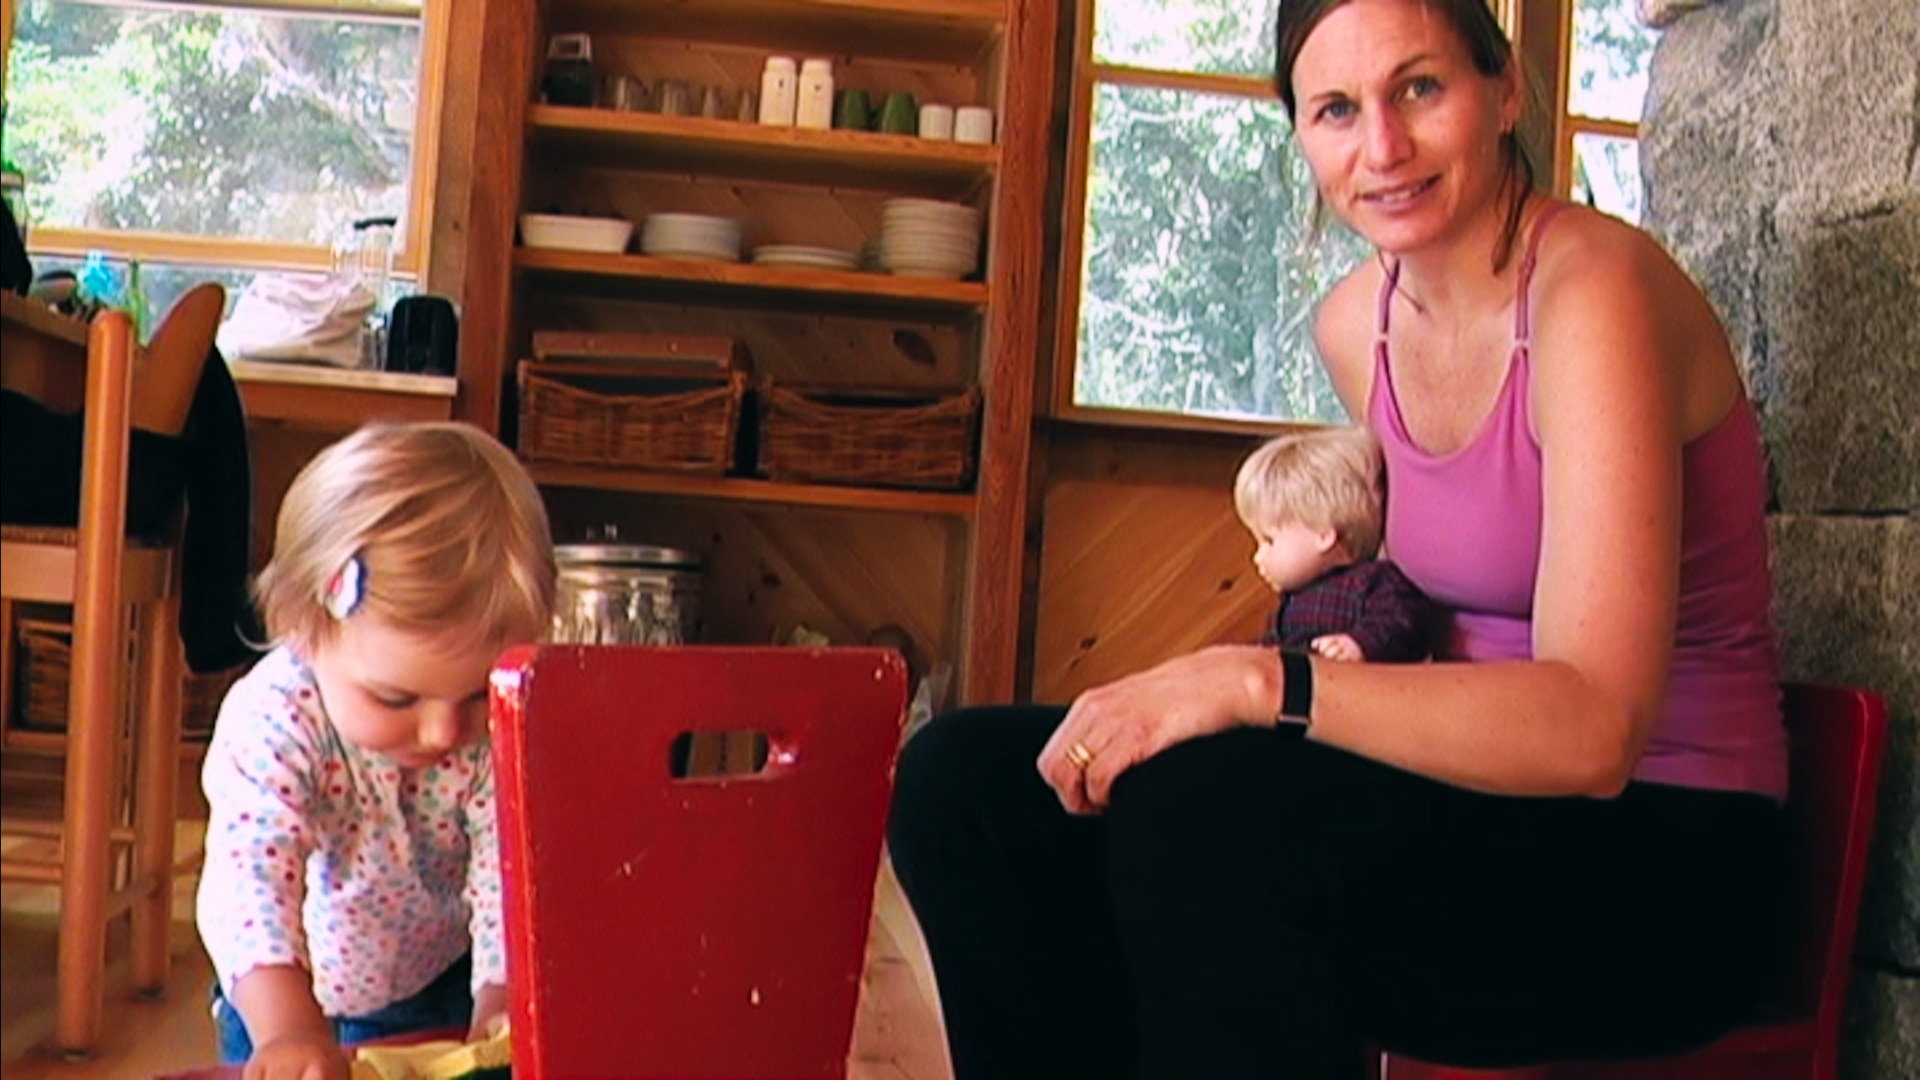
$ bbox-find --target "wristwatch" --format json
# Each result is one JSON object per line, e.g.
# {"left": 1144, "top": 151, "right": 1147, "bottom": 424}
{"left": 1277, "top": 649, "right": 1314, "bottom": 732}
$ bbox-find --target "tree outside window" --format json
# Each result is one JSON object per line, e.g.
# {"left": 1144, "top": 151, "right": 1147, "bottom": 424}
{"left": 1, "top": 0, "right": 439, "bottom": 299}
{"left": 1062, "top": 0, "right": 1368, "bottom": 425}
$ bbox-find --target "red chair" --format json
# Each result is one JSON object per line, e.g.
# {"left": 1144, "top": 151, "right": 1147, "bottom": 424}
{"left": 1379, "top": 683, "right": 1890, "bottom": 1080}
{"left": 489, "top": 645, "right": 909, "bottom": 1080}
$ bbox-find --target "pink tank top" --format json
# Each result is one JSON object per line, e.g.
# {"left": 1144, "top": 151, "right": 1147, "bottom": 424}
{"left": 1368, "top": 205, "right": 1787, "bottom": 798}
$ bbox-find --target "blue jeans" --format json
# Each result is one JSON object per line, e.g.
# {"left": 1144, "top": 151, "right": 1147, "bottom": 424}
{"left": 212, "top": 955, "right": 474, "bottom": 1064}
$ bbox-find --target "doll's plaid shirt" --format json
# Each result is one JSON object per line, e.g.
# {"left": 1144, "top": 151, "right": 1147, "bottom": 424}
{"left": 1261, "top": 560, "right": 1435, "bottom": 663}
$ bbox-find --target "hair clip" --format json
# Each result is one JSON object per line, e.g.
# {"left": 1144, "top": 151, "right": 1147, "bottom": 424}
{"left": 324, "top": 554, "right": 368, "bottom": 620}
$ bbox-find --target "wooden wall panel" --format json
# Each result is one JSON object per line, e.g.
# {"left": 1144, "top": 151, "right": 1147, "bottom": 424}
{"left": 542, "top": 490, "right": 961, "bottom": 678}
{"left": 1029, "top": 427, "right": 1272, "bottom": 704}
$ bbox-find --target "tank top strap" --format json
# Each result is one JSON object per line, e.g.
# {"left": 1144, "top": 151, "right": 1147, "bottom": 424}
{"left": 1513, "top": 201, "right": 1572, "bottom": 347}
{"left": 1375, "top": 257, "right": 1401, "bottom": 344}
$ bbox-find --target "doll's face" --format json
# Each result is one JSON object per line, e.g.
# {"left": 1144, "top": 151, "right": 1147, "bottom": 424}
{"left": 305, "top": 616, "right": 498, "bottom": 770}
{"left": 1250, "top": 519, "right": 1344, "bottom": 594}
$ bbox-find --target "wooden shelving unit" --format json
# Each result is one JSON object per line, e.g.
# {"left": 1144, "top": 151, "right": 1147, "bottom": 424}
{"left": 528, "top": 105, "right": 998, "bottom": 197}
{"left": 528, "top": 463, "right": 977, "bottom": 517}
{"left": 552, "top": 0, "right": 1007, "bottom": 64}
{"left": 513, "top": 248, "right": 989, "bottom": 309}
{"left": 444, "top": 0, "right": 1058, "bottom": 702}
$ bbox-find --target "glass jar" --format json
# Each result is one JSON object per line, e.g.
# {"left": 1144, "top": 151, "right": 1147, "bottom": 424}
{"left": 552, "top": 543, "right": 704, "bottom": 645}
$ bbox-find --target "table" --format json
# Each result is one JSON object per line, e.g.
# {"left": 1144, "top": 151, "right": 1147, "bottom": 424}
{"left": 1, "top": 292, "right": 137, "bottom": 414}
{"left": 229, "top": 359, "right": 458, "bottom": 427}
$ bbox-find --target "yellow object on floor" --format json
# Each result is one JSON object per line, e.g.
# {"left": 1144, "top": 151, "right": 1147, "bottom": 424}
{"left": 351, "top": 1027, "right": 511, "bottom": 1080}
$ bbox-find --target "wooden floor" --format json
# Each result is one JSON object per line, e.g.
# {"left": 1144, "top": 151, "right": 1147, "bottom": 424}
{"left": 0, "top": 823, "right": 952, "bottom": 1080}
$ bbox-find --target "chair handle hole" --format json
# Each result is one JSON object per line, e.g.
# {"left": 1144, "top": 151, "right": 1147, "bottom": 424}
{"left": 669, "top": 730, "right": 771, "bottom": 779}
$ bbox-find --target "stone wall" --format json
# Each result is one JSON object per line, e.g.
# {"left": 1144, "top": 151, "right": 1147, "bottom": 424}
{"left": 1640, "top": 1, "right": 1918, "bottom": 1077}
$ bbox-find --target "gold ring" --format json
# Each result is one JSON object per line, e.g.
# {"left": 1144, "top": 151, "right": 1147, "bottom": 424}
{"left": 1064, "top": 741, "right": 1096, "bottom": 771}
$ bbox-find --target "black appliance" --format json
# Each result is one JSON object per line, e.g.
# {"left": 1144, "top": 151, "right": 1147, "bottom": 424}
{"left": 385, "top": 295, "right": 459, "bottom": 376}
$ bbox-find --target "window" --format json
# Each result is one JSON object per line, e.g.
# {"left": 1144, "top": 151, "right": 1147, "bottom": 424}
{"left": 1557, "top": 0, "right": 1659, "bottom": 222}
{"left": 0, "top": 0, "right": 446, "bottom": 286}
{"left": 1055, "top": 0, "right": 1368, "bottom": 426}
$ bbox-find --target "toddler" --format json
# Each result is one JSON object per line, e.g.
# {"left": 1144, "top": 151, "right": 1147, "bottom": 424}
{"left": 1234, "top": 426, "right": 1431, "bottom": 662}
{"left": 197, "top": 422, "right": 555, "bottom": 1080}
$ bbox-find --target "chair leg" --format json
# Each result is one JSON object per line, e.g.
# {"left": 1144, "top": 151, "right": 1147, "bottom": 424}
{"left": 56, "top": 614, "right": 125, "bottom": 1056}
{"left": 130, "top": 596, "right": 184, "bottom": 995}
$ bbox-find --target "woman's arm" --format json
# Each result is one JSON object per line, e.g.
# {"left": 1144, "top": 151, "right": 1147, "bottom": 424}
{"left": 1046, "top": 212, "right": 1732, "bottom": 806}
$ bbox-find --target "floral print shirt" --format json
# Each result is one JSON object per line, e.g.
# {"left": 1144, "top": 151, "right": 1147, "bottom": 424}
{"left": 195, "top": 647, "right": 504, "bottom": 1017}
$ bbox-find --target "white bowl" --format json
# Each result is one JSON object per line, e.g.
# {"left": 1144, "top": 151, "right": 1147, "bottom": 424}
{"left": 521, "top": 214, "right": 633, "bottom": 254}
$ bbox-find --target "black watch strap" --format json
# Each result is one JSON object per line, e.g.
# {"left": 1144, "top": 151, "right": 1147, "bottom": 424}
{"left": 1278, "top": 649, "right": 1314, "bottom": 729}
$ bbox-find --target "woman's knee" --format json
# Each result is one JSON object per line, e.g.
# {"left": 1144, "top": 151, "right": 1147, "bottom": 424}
{"left": 887, "top": 705, "right": 1064, "bottom": 864}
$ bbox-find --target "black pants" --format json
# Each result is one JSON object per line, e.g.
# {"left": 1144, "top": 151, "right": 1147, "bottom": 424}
{"left": 887, "top": 705, "right": 1786, "bottom": 1080}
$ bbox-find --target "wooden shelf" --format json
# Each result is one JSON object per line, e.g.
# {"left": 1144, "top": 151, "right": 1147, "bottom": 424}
{"left": 553, "top": 0, "right": 1006, "bottom": 64}
{"left": 528, "top": 106, "right": 997, "bottom": 197}
{"left": 529, "top": 463, "right": 978, "bottom": 517}
{"left": 514, "top": 248, "right": 989, "bottom": 311}
{"left": 229, "top": 360, "right": 458, "bottom": 427}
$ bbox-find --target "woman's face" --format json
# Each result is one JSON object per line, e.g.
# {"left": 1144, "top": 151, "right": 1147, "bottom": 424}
{"left": 1289, "top": 0, "right": 1518, "bottom": 256}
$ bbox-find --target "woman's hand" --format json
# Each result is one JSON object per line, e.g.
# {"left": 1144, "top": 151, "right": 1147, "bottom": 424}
{"left": 245, "top": 1033, "right": 349, "bottom": 1080}
{"left": 1038, "top": 645, "right": 1279, "bottom": 814}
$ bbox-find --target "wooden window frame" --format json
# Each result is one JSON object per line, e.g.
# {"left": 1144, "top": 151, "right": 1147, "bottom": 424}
{"left": 1513, "top": 0, "right": 1644, "bottom": 200}
{"left": 1, "top": 0, "right": 450, "bottom": 279}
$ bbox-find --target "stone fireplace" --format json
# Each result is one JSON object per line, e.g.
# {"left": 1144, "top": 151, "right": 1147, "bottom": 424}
{"left": 1640, "top": 1, "right": 1917, "bottom": 1077}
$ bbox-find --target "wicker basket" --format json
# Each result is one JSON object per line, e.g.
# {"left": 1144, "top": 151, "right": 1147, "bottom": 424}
{"left": 518, "top": 361, "right": 746, "bottom": 474}
{"left": 758, "top": 382, "right": 981, "bottom": 490}
{"left": 15, "top": 619, "right": 238, "bottom": 740}
{"left": 19, "top": 621, "right": 70, "bottom": 732}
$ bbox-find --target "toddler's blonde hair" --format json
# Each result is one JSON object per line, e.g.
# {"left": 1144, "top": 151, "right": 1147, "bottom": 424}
{"left": 1234, "top": 426, "right": 1386, "bottom": 561}
{"left": 255, "top": 422, "right": 556, "bottom": 655}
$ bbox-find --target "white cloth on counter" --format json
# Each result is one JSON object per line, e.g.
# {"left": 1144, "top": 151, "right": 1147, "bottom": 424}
{"left": 216, "top": 272, "right": 376, "bottom": 368}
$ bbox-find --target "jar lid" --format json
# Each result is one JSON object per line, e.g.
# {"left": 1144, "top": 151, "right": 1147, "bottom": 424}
{"left": 764, "top": 56, "right": 797, "bottom": 73}
{"left": 800, "top": 58, "right": 833, "bottom": 74}
{"left": 555, "top": 543, "right": 702, "bottom": 569}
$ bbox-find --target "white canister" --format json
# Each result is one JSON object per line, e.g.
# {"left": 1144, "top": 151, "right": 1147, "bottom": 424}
{"left": 759, "top": 56, "right": 798, "bottom": 126}
{"left": 795, "top": 58, "right": 835, "bottom": 130}
{"left": 954, "top": 105, "right": 996, "bottom": 144}
{"left": 918, "top": 103, "right": 955, "bottom": 140}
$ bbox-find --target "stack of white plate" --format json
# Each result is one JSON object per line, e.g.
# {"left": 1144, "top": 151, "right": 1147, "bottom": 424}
{"left": 640, "top": 213, "right": 744, "bottom": 261}
{"left": 752, "top": 244, "right": 860, "bottom": 271}
{"left": 879, "top": 199, "right": 981, "bottom": 280}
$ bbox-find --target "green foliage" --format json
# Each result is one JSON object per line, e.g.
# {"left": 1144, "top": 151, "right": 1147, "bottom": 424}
{"left": 2, "top": 0, "right": 420, "bottom": 245}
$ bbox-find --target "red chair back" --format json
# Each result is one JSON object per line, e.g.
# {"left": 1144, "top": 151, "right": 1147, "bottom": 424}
{"left": 1380, "top": 682, "right": 1889, "bottom": 1080}
{"left": 490, "top": 645, "right": 909, "bottom": 1080}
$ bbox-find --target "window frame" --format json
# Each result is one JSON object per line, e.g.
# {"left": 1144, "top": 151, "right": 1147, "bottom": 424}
{"left": 1049, "top": 0, "right": 1300, "bottom": 433}
{"left": 0, "top": 0, "right": 451, "bottom": 279}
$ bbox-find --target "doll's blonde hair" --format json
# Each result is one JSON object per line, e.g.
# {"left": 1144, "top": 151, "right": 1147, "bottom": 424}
{"left": 255, "top": 422, "right": 556, "bottom": 655}
{"left": 1233, "top": 426, "right": 1386, "bottom": 561}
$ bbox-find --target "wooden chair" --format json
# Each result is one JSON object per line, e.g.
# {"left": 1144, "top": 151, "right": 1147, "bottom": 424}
{"left": 1377, "top": 683, "right": 1891, "bottom": 1080}
{"left": 0, "top": 282, "right": 226, "bottom": 1056}
{"left": 490, "top": 645, "right": 909, "bottom": 1080}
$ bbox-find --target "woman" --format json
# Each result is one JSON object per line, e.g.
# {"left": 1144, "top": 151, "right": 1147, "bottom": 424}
{"left": 886, "top": 1, "right": 1788, "bottom": 1077}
